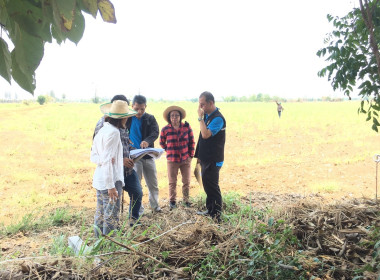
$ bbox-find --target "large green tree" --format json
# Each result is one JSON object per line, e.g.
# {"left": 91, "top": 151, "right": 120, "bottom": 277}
{"left": 317, "top": 0, "right": 380, "bottom": 131}
{"left": 0, "top": 0, "right": 116, "bottom": 95}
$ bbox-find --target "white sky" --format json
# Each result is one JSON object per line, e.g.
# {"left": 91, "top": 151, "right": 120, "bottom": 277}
{"left": 0, "top": 0, "right": 357, "bottom": 101}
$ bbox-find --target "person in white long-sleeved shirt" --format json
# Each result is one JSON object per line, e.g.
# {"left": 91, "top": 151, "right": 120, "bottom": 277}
{"left": 91, "top": 100, "right": 137, "bottom": 237}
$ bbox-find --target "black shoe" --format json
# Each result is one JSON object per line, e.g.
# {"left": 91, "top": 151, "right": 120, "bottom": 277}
{"left": 196, "top": 210, "right": 210, "bottom": 216}
{"left": 184, "top": 201, "right": 192, "bottom": 207}
{"left": 169, "top": 201, "right": 176, "bottom": 209}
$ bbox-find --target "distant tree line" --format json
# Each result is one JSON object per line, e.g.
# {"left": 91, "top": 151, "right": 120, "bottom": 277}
{"left": 221, "top": 93, "right": 285, "bottom": 102}
{"left": 0, "top": 90, "right": 355, "bottom": 104}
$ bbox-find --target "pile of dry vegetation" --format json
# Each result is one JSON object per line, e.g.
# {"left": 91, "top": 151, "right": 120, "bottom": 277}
{"left": 0, "top": 194, "right": 379, "bottom": 279}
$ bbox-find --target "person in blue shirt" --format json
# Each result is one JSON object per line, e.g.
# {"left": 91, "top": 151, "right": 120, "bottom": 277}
{"left": 195, "top": 91, "right": 226, "bottom": 222}
{"left": 126, "top": 95, "right": 161, "bottom": 213}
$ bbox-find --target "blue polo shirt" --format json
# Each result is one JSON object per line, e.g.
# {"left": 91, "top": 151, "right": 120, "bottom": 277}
{"left": 130, "top": 116, "right": 142, "bottom": 149}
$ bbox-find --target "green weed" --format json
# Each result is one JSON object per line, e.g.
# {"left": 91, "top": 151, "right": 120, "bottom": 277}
{"left": 0, "top": 213, "right": 36, "bottom": 236}
{"left": 50, "top": 234, "right": 74, "bottom": 256}
{"left": 311, "top": 182, "right": 341, "bottom": 193}
{"left": 0, "top": 207, "right": 84, "bottom": 237}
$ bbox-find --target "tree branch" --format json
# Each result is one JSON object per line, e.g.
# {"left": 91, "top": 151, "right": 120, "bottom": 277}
{"left": 360, "top": 0, "right": 380, "bottom": 97}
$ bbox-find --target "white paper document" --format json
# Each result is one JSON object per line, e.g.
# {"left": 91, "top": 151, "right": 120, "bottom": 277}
{"left": 129, "top": 148, "right": 165, "bottom": 161}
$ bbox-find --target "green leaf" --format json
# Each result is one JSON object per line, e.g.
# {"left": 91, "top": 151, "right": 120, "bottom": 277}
{"left": 13, "top": 27, "right": 44, "bottom": 73}
{"left": 11, "top": 51, "right": 35, "bottom": 94}
{"left": 51, "top": 25, "right": 65, "bottom": 44}
{"left": 374, "top": 239, "right": 380, "bottom": 249}
{"left": 7, "top": 0, "right": 52, "bottom": 42}
{"left": 66, "top": 9, "right": 85, "bottom": 44}
{"left": 80, "top": 0, "right": 98, "bottom": 18}
{"left": 0, "top": 0, "right": 11, "bottom": 33}
{"left": 0, "top": 38, "right": 12, "bottom": 83}
{"left": 55, "top": 0, "right": 76, "bottom": 23}
{"left": 372, "top": 123, "right": 378, "bottom": 132}
{"left": 51, "top": 0, "right": 76, "bottom": 33}
{"left": 373, "top": 117, "right": 380, "bottom": 126}
{"left": 98, "top": 0, "right": 116, "bottom": 23}
{"left": 366, "top": 111, "right": 372, "bottom": 121}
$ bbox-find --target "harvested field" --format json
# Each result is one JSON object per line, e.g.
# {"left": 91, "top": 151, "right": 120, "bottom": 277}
{"left": 0, "top": 101, "right": 380, "bottom": 279}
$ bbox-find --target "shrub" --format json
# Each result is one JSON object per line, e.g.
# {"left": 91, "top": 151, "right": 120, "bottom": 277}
{"left": 37, "top": 95, "right": 46, "bottom": 105}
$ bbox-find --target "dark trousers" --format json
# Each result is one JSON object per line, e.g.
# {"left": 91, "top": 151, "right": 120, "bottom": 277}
{"left": 200, "top": 161, "right": 222, "bottom": 219}
{"left": 123, "top": 169, "right": 143, "bottom": 220}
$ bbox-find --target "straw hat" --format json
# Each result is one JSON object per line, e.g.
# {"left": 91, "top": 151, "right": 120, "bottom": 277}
{"left": 100, "top": 100, "right": 137, "bottom": 119}
{"left": 163, "top": 106, "right": 186, "bottom": 123}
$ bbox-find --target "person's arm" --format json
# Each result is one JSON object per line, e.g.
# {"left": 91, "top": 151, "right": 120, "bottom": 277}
{"left": 198, "top": 105, "right": 212, "bottom": 139}
{"left": 199, "top": 118, "right": 212, "bottom": 139}
{"left": 188, "top": 125, "right": 195, "bottom": 157}
{"left": 204, "top": 117, "right": 224, "bottom": 139}
{"left": 120, "top": 129, "right": 134, "bottom": 168}
{"left": 159, "top": 127, "right": 167, "bottom": 150}
{"left": 123, "top": 157, "right": 134, "bottom": 169}
{"left": 141, "top": 115, "right": 159, "bottom": 147}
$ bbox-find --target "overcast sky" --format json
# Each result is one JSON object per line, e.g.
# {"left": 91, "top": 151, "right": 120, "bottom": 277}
{"left": 0, "top": 0, "right": 357, "bottom": 101}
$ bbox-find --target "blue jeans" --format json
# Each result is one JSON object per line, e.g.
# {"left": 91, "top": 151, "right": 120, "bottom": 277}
{"left": 94, "top": 184, "right": 123, "bottom": 238}
{"left": 124, "top": 169, "right": 143, "bottom": 220}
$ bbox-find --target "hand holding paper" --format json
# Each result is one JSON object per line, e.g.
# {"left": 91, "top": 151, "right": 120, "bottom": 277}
{"left": 129, "top": 148, "right": 165, "bottom": 162}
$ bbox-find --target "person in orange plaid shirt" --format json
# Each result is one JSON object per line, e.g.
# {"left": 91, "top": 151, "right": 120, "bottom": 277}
{"left": 160, "top": 105, "right": 195, "bottom": 209}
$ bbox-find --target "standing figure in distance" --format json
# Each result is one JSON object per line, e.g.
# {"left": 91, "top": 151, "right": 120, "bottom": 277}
{"left": 126, "top": 95, "right": 161, "bottom": 212}
{"left": 276, "top": 101, "right": 284, "bottom": 118}
{"left": 160, "top": 105, "right": 195, "bottom": 209}
{"left": 195, "top": 91, "right": 226, "bottom": 222}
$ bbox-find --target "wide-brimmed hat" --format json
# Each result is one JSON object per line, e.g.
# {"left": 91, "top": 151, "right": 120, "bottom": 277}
{"left": 100, "top": 100, "right": 137, "bottom": 119}
{"left": 163, "top": 105, "right": 186, "bottom": 123}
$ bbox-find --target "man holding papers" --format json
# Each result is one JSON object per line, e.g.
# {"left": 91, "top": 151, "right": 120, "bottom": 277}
{"left": 126, "top": 95, "right": 161, "bottom": 212}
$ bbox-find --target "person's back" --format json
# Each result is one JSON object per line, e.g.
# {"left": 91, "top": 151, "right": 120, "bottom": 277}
{"left": 93, "top": 95, "right": 143, "bottom": 228}
{"left": 90, "top": 100, "right": 136, "bottom": 237}
{"left": 91, "top": 122, "right": 123, "bottom": 188}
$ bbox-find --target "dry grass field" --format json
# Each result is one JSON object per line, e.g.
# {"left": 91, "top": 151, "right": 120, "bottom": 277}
{"left": 0, "top": 100, "right": 379, "bottom": 226}
{"left": 1, "top": 101, "right": 380, "bottom": 279}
